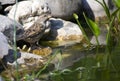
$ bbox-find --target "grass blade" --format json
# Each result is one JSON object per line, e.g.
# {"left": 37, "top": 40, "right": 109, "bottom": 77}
{"left": 95, "top": 0, "right": 111, "bottom": 20}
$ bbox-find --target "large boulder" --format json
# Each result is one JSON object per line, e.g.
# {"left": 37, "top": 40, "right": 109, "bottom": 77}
{"left": 44, "top": 0, "right": 82, "bottom": 20}
{"left": 7, "top": 0, "right": 81, "bottom": 21}
{"left": 82, "top": 0, "right": 115, "bottom": 18}
{"left": 6, "top": 0, "right": 116, "bottom": 20}
{"left": 31, "top": 0, "right": 115, "bottom": 20}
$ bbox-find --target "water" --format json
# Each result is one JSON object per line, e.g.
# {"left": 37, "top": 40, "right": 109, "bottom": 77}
{"left": 45, "top": 41, "right": 120, "bottom": 81}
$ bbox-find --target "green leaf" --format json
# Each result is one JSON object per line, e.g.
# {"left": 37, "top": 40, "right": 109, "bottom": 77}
{"left": 83, "top": 13, "right": 100, "bottom": 37}
{"left": 113, "top": 0, "right": 120, "bottom": 8}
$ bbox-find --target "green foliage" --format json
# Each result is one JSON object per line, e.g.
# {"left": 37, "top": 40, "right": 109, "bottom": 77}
{"left": 49, "top": 0, "right": 120, "bottom": 81}
{"left": 83, "top": 13, "right": 100, "bottom": 46}
{"left": 83, "top": 13, "right": 100, "bottom": 37}
{"left": 35, "top": 49, "right": 61, "bottom": 78}
{"left": 113, "top": 0, "right": 120, "bottom": 8}
{"left": 96, "top": 0, "right": 111, "bottom": 20}
{"left": 71, "top": 0, "right": 120, "bottom": 81}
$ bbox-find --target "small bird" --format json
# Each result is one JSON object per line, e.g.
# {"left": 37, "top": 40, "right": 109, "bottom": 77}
{"left": 20, "top": 14, "right": 51, "bottom": 49}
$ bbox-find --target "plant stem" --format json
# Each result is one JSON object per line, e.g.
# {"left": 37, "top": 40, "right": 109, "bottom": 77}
{"left": 13, "top": 0, "right": 19, "bottom": 80}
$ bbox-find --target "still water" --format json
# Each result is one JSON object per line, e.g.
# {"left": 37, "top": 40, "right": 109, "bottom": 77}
{"left": 41, "top": 40, "right": 120, "bottom": 81}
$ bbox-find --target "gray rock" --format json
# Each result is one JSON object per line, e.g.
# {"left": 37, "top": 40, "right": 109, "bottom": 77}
{"left": 0, "top": 0, "right": 15, "bottom": 5}
{"left": 44, "top": 0, "right": 82, "bottom": 20}
{"left": 0, "top": 32, "right": 9, "bottom": 59}
{"left": 45, "top": 0, "right": 115, "bottom": 20}
{"left": 8, "top": 52, "right": 43, "bottom": 66}
{"left": 0, "top": 32, "right": 21, "bottom": 73}
{"left": 82, "top": 0, "right": 115, "bottom": 18}
{"left": 44, "top": 18, "right": 83, "bottom": 41}
{"left": 3, "top": 49, "right": 21, "bottom": 63}
{"left": 32, "top": 0, "right": 114, "bottom": 20}
{"left": 0, "top": 15, "right": 24, "bottom": 41}
{"left": 7, "top": 0, "right": 81, "bottom": 20}
{"left": 5, "top": 0, "right": 116, "bottom": 20}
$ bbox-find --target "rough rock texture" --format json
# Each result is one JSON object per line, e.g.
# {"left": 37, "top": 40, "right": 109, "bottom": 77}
{"left": 44, "top": 18, "right": 83, "bottom": 41}
{"left": 0, "top": 32, "right": 9, "bottom": 59}
{"left": 28, "top": 0, "right": 114, "bottom": 20}
{"left": 0, "top": 15, "right": 24, "bottom": 41}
